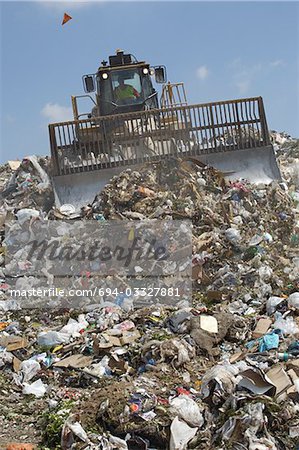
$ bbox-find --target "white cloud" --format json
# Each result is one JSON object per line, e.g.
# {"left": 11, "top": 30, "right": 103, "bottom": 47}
{"left": 270, "top": 59, "right": 285, "bottom": 67}
{"left": 196, "top": 65, "right": 209, "bottom": 80}
{"left": 41, "top": 103, "right": 72, "bottom": 122}
{"left": 231, "top": 58, "right": 285, "bottom": 94}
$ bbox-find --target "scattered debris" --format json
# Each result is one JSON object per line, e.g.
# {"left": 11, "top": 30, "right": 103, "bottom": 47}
{"left": 0, "top": 135, "right": 298, "bottom": 448}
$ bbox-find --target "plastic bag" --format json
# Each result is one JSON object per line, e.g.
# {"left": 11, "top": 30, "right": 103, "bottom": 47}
{"left": 274, "top": 316, "right": 299, "bottom": 335}
{"left": 67, "top": 421, "right": 89, "bottom": 442}
{"left": 0, "top": 349, "right": 13, "bottom": 368}
{"left": 258, "top": 332, "right": 279, "bottom": 352}
{"left": 266, "top": 296, "right": 285, "bottom": 315}
{"left": 225, "top": 227, "right": 241, "bottom": 244}
{"left": 83, "top": 356, "right": 111, "bottom": 378}
{"left": 0, "top": 300, "right": 21, "bottom": 312}
{"left": 61, "top": 415, "right": 90, "bottom": 449}
{"left": 169, "top": 395, "right": 204, "bottom": 427}
{"left": 258, "top": 265, "right": 273, "bottom": 282}
{"left": 95, "top": 435, "right": 129, "bottom": 450}
{"left": 200, "top": 361, "right": 247, "bottom": 402}
{"left": 169, "top": 416, "right": 198, "bottom": 450}
{"left": 23, "top": 379, "right": 47, "bottom": 398}
{"left": 19, "top": 359, "right": 41, "bottom": 382}
{"left": 263, "top": 232, "right": 273, "bottom": 243}
{"left": 108, "top": 435, "right": 128, "bottom": 449}
{"left": 257, "top": 282, "right": 272, "bottom": 299}
{"left": 16, "top": 208, "right": 40, "bottom": 225}
{"left": 59, "top": 315, "right": 88, "bottom": 338}
{"left": 38, "top": 315, "right": 88, "bottom": 347}
{"left": 288, "top": 292, "right": 299, "bottom": 310}
{"left": 288, "top": 340, "right": 299, "bottom": 356}
{"left": 37, "top": 331, "right": 70, "bottom": 347}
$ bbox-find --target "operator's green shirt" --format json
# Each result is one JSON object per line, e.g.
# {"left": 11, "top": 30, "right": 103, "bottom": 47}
{"left": 114, "top": 84, "right": 139, "bottom": 100}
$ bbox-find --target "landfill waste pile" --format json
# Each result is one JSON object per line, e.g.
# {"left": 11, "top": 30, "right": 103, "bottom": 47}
{"left": 0, "top": 133, "right": 298, "bottom": 449}
{"left": 0, "top": 156, "right": 54, "bottom": 213}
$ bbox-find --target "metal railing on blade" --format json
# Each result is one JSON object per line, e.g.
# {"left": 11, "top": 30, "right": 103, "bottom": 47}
{"left": 49, "top": 97, "right": 270, "bottom": 176}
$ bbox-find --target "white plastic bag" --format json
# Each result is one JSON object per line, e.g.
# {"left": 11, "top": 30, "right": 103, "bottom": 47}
{"left": 200, "top": 361, "right": 247, "bottom": 400}
{"left": 169, "top": 395, "right": 204, "bottom": 427}
{"left": 83, "top": 356, "right": 110, "bottom": 378}
{"left": 23, "top": 378, "right": 47, "bottom": 398}
{"left": 19, "top": 359, "right": 40, "bottom": 382}
{"left": 258, "top": 265, "right": 273, "bottom": 282}
{"left": 59, "top": 315, "right": 88, "bottom": 338}
{"left": 288, "top": 292, "right": 299, "bottom": 310}
{"left": 61, "top": 415, "right": 90, "bottom": 449}
{"left": 37, "top": 331, "right": 70, "bottom": 347}
{"left": 266, "top": 296, "right": 285, "bottom": 315}
{"left": 274, "top": 316, "right": 299, "bottom": 335}
{"left": 67, "top": 421, "right": 89, "bottom": 442}
{"left": 38, "top": 316, "right": 88, "bottom": 347}
{"left": 109, "top": 435, "right": 128, "bottom": 449}
{"left": 16, "top": 208, "right": 40, "bottom": 224}
{"left": 225, "top": 228, "right": 241, "bottom": 244}
{"left": 0, "top": 300, "right": 21, "bottom": 311}
{"left": 0, "top": 349, "right": 13, "bottom": 368}
{"left": 169, "top": 416, "right": 198, "bottom": 450}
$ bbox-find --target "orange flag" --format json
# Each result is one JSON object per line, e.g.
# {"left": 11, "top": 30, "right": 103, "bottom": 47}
{"left": 62, "top": 13, "right": 72, "bottom": 26}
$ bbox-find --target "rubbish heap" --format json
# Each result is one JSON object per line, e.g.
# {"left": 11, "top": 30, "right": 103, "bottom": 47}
{"left": 0, "top": 133, "right": 298, "bottom": 449}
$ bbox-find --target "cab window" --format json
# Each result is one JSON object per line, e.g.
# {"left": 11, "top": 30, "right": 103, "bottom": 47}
{"left": 111, "top": 70, "right": 142, "bottom": 97}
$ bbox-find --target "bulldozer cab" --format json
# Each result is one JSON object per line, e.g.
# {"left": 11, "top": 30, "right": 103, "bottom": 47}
{"left": 98, "top": 67, "right": 152, "bottom": 115}
{"left": 82, "top": 51, "right": 165, "bottom": 117}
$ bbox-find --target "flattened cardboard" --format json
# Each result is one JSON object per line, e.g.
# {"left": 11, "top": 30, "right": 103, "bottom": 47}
{"left": 238, "top": 368, "right": 276, "bottom": 396}
{"left": 13, "top": 356, "right": 22, "bottom": 372}
{"left": 0, "top": 336, "right": 28, "bottom": 351}
{"left": 54, "top": 354, "right": 93, "bottom": 368}
{"left": 96, "top": 334, "right": 122, "bottom": 349}
{"left": 252, "top": 318, "right": 272, "bottom": 338}
{"left": 121, "top": 330, "right": 141, "bottom": 345}
{"left": 230, "top": 351, "right": 247, "bottom": 364}
{"left": 286, "top": 371, "right": 299, "bottom": 400}
{"left": 287, "top": 358, "right": 299, "bottom": 373}
{"left": 266, "top": 365, "right": 292, "bottom": 395}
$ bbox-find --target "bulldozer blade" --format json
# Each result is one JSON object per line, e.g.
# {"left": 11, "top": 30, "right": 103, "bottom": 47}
{"left": 197, "top": 145, "right": 281, "bottom": 184}
{"left": 49, "top": 97, "right": 282, "bottom": 208}
{"left": 52, "top": 144, "right": 280, "bottom": 210}
{"left": 52, "top": 166, "right": 126, "bottom": 208}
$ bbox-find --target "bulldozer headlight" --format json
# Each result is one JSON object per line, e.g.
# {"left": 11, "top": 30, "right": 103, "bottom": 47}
{"left": 149, "top": 68, "right": 155, "bottom": 76}
{"left": 143, "top": 68, "right": 149, "bottom": 75}
{"left": 102, "top": 73, "right": 108, "bottom": 79}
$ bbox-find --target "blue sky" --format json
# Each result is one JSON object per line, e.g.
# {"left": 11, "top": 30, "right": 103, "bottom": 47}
{"left": 0, "top": 1, "right": 298, "bottom": 163}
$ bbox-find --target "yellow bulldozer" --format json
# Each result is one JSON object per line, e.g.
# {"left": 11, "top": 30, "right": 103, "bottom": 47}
{"left": 49, "top": 49, "right": 281, "bottom": 207}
